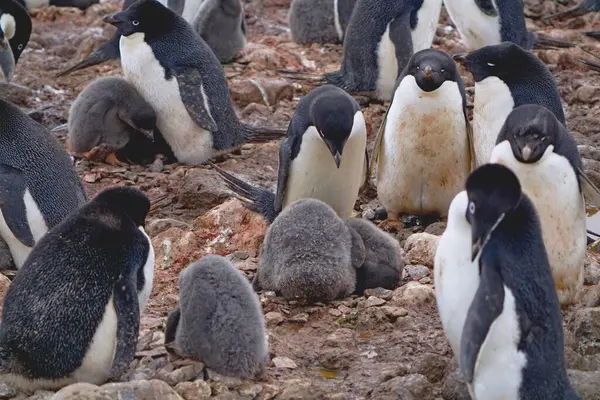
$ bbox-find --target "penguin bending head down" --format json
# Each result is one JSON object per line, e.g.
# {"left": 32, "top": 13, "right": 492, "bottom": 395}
{"left": 289, "top": 0, "right": 357, "bottom": 44}
{"left": 0, "top": 99, "right": 86, "bottom": 269}
{"left": 0, "top": 186, "right": 155, "bottom": 391}
{"left": 102, "top": 0, "right": 284, "bottom": 165}
{"left": 373, "top": 48, "right": 473, "bottom": 220}
{"left": 490, "top": 104, "right": 593, "bottom": 305}
{"left": 164, "top": 255, "right": 268, "bottom": 379}
{"left": 436, "top": 164, "right": 580, "bottom": 400}
{"left": 325, "top": 0, "right": 443, "bottom": 101}
{"left": 0, "top": 0, "right": 31, "bottom": 82}
{"left": 255, "top": 198, "right": 366, "bottom": 303}
{"left": 213, "top": 84, "right": 368, "bottom": 223}
{"left": 453, "top": 42, "right": 565, "bottom": 166}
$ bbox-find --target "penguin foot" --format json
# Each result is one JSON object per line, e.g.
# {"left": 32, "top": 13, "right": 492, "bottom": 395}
{"left": 105, "top": 153, "right": 129, "bottom": 167}
{"left": 378, "top": 211, "right": 403, "bottom": 233}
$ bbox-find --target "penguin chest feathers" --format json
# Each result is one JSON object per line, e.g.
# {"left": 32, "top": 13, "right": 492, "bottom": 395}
{"left": 490, "top": 142, "right": 585, "bottom": 304}
{"left": 473, "top": 76, "right": 514, "bottom": 165}
{"left": 443, "top": 0, "right": 502, "bottom": 50}
{"left": 377, "top": 76, "right": 469, "bottom": 216}
{"left": 119, "top": 33, "right": 214, "bottom": 165}
{"left": 283, "top": 112, "right": 367, "bottom": 220}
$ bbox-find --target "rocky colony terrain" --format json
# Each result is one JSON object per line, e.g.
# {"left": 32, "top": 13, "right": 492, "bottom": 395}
{"left": 0, "top": 0, "right": 600, "bottom": 399}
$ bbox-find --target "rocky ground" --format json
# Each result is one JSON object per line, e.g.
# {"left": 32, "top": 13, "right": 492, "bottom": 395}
{"left": 0, "top": 0, "right": 600, "bottom": 399}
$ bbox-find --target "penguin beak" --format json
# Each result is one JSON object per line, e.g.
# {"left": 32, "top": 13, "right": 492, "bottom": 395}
{"left": 471, "top": 236, "right": 482, "bottom": 262}
{"left": 0, "top": 36, "right": 15, "bottom": 83}
{"left": 470, "top": 214, "right": 505, "bottom": 262}
{"left": 452, "top": 53, "right": 468, "bottom": 65}
{"left": 521, "top": 145, "right": 532, "bottom": 161}
{"left": 424, "top": 66, "right": 433, "bottom": 80}
{"left": 136, "top": 127, "right": 154, "bottom": 141}
{"left": 103, "top": 11, "right": 127, "bottom": 25}
{"left": 323, "top": 137, "right": 344, "bottom": 168}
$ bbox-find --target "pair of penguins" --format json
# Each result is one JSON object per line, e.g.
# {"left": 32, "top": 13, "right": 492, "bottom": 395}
{"left": 52, "top": 0, "right": 283, "bottom": 167}
{"left": 314, "top": 0, "right": 572, "bottom": 101}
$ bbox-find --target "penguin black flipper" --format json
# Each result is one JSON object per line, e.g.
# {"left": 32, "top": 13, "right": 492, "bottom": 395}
{"left": 460, "top": 258, "right": 505, "bottom": 384}
{"left": 274, "top": 136, "right": 295, "bottom": 216}
{"left": 474, "top": 0, "right": 498, "bottom": 16}
{"left": 164, "top": 305, "right": 180, "bottom": 354}
{"left": 0, "top": 164, "right": 35, "bottom": 247}
{"left": 110, "top": 273, "right": 140, "bottom": 379}
{"left": 56, "top": 37, "right": 120, "bottom": 77}
{"left": 389, "top": 11, "right": 414, "bottom": 77}
{"left": 172, "top": 67, "right": 219, "bottom": 132}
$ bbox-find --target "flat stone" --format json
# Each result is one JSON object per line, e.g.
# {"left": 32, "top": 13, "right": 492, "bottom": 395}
{"left": 364, "top": 296, "right": 386, "bottom": 308}
{"left": 272, "top": 357, "right": 297, "bottom": 369}
{"left": 264, "top": 311, "right": 284, "bottom": 326}
{"left": 364, "top": 288, "right": 394, "bottom": 300}
{"left": 288, "top": 313, "right": 309, "bottom": 323}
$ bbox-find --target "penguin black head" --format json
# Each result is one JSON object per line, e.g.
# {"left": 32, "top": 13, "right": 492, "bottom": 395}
{"left": 131, "top": 108, "right": 157, "bottom": 139}
{"left": 93, "top": 186, "right": 150, "bottom": 227}
{"left": 497, "top": 104, "right": 561, "bottom": 164}
{"left": 104, "top": 0, "right": 177, "bottom": 39}
{"left": 0, "top": 0, "right": 31, "bottom": 82}
{"left": 465, "top": 164, "right": 522, "bottom": 261}
{"left": 310, "top": 91, "right": 356, "bottom": 168}
{"left": 407, "top": 49, "right": 458, "bottom": 92}
{"left": 452, "top": 42, "right": 528, "bottom": 83}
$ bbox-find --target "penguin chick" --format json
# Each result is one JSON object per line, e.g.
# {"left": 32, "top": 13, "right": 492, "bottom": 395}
{"left": 0, "top": 0, "right": 31, "bottom": 82}
{"left": 164, "top": 255, "right": 268, "bottom": 379}
{"left": 453, "top": 42, "right": 565, "bottom": 166}
{"left": 0, "top": 99, "right": 86, "bottom": 269}
{"left": 442, "top": 0, "right": 573, "bottom": 51}
{"left": 213, "top": 84, "right": 368, "bottom": 223}
{"left": 373, "top": 48, "right": 473, "bottom": 220}
{"left": 289, "top": 0, "right": 357, "bottom": 44}
{"left": 15, "top": 0, "right": 98, "bottom": 10}
{"left": 490, "top": 104, "right": 588, "bottom": 305}
{"left": 346, "top": 217, "right": 403, "bottom": 295}
{"left": 436, "top": 164, "right": 580, "bottom": 399}
{"left": 255, "top": 198, "right": 366, "bottom": 303}
{"left": 68, "top": 76, "right": 156, "bottom": 162}
{"left": 189, "top": 0, "right": 246, "bottom": 63}
{"left": 325, "top": 0, "right": 443, "bottom": 101}
{"left": 0, "top": 186, "right": 154, "bottom": 391}
{"left": 103, "top": 0, "right": 284, "bottom": 165}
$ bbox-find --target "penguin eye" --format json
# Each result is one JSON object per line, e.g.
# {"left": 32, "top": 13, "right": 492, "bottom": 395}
{"left": 440, "top": 69, "right": 445, "bottom": 73}
{"left": 533, "top": 134, "right": 539, "bottom": 139}
{"left": 487, "top": 62, "right": 495, "bottom": 67}
{"left": 17, "top": 44, "right": 23, "bottom": 50}
{"left": 416, "top": 66, "right": 420, "bottom": 70}
{"left": 132, "top": 20, "right": 140, "bottom": 26}
{"left": 468, "top": 201, "right": 476, "bottom": 214}
{"left": 541, "top": 137, "right": 546, "bottom": 141}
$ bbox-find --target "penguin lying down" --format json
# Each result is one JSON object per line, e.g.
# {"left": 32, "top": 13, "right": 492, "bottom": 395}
{"left": 254, "top": 198, "right": 403, "bottom": 304}
{"left": 0, "top": 187, "right": 154, "bottom": 391}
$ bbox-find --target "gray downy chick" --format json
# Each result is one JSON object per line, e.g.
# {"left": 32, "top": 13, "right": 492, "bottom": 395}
{"left": 289, "top": 0, "right": 357, "bottom": 44}
{"left": 346, "top": 217, "right": 403, "bottom": 295}
{"left": 255, "top": 198, "right": 366, "bottom": 303}
{"left": 164, "top": 255, "right": 268, "bottom": 379}
{"left": 68, "top": 76, "right": 156, "bottom": 156}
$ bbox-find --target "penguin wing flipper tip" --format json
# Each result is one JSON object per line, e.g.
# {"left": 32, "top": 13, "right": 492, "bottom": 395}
{"left": 579, "top": 168, "right": 600, "bottom": 208}
{"left": 110, "top": 275, "right": 140, "bottom": 380}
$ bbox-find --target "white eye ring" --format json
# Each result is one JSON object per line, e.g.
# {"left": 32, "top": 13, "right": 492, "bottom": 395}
{"left": 132, "top": 20, "right": 139, "bottom": 26}
{"left": 440, "top": 68, "right": 445, "bottom": 73}
{"left": 468, "top": 201, "right": 476, "bottom": 214}
{"left": 416, "top": 66, "right": 420, "bottom": 70}
{"left": 487, "top": 62, "right": 495, "bottom": 67}
{"left": 17, "top": 44, "right": 23, "bottom": 50}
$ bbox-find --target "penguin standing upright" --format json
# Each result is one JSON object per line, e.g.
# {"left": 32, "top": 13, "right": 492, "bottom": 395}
{"left": 0, "top": 99, "right": 86, "bottom": 268}
{"left": 0, "top": 0, "right": 31, "bottom": 82}
{"left": 212, "top": 84, "right": 368, "bottom": 222}
{"left": 435, "top": 164, "right": 581, "bottom": 400}
{"left": 453, "top": 42, "right": 565, "bottom": 166}
{"left": 289, "top": 0, "right": 357, "bottom": 44}
{"left": 325, "top": 0, "right": 443, "bottom": 101}
{"left": 0, "top": 187, "right": 154, "bottom": 391}
{"left": 102, "top": 0, "right": 283, "bottom": 166}
{"left": 373, "top": 49, "right": 473, "bottom": 220}
{"left": 443, "top": 0, "right": 573, "bottom": 50}
{"left": 489, "top": 104, "right": 600, "bottom": 305}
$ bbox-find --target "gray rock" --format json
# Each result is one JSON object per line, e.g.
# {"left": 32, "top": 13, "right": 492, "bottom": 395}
{"left": 176, "top": 168, "right": 231, "bottom": 212}
{"left": 101, "top": 380, "right": 184, "bottom": 399}
{"left": 237, "top": 384, "right": 263, "bottom": 400}
{"left": 364, "top": 296, "right": 386, "bottom": 308}
{"left": 162, "top": 363, "right": 205, "bottom": 386}
{"left": 146, "top": 218, "right": 189, "bottom": 237}
{"left": 411, "top": 353, "right": 449, "bottom": 383}
{"left": 584, "top": 259, "right": 600, "bottom": 286}
{"left": 424, "top": 221, "right": 446, "bottom": 236}
{"left": 324, "top": 328, "right": 355, "bottom": 348}
{"left": 264, "top": 311, "right": 284, "bottom": 326}
{"left": 364, "top": 288, "right": 394, "bottom": 300}
{"left": 0, "top": 383, "right": 17, "bottom": 399}
{"left": 277, "top": 380, "right": 325, "bottom": 400}
{"left": 26, "top": 391, "right": 55, "bottom": 400}
{"left": 405, "top": 265, "right": 430, "bottom": 281}
{"left": 442, "top": 370, "right": 470, "bottom": 400}
{"left": 174, "top": 380, "right": 212, "bottom": 400}
{"left": 568, "top": 370, "right": 600, "bottom": 400}
{"left": 567, "top": 307, "right": 600, "bottom": 355}
{"left": 51, "top": 383, "right": 105, "bottom": 400}
{"left": 393, "top": 282, "right": 436, "bottom": 308}
{"left": 373, "top": 374, "right": 433, "bottom": 400}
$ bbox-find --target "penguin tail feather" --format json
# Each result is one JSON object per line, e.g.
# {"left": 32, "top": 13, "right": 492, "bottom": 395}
{"left": 208, "top": 161, "right": 278, "bottom": 223}
{"left": 243, "top": 125, "right": 287, "bottom": 143}
{"left": 541, "top": 3, "right": 586, "bottom": 21}
{"left": 584, "top": 31, "right": 600, "bottom": 40}
{"left": 55, "top": 55, "right": 107, "bottom": 77}
{"left": 579, "top": 58, "right": 600, "bottom": 72}
{"left": 533, "top": 34, "right": 575, "bottom": 49}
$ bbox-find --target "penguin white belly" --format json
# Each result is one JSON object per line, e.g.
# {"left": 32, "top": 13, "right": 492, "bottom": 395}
{"left": 0, "top": 189, "right": 49, "bottom": 269}
{"left": 490, "top": 142, "right": 586, "bottom": 305}
{"left": 443, "top": 0, "right": 502, "bottom": 50}
{"left": 120, "top": 33, "right": 214, "bottom": 165}
{"left": 411, "top": 0, "right": 443, "bottom": 51}
{"left": 376, "top": 23, "right": 398, "bottom": 101}
{"left": 471, "top": 285, "right": 527, "bottom": 400}
{"left": 333, "top": 0, "right": 343, "bottom": 41}
{"left": 473, "top": 76, "right": 514, "bottom": 166}
{"left": 377, "top": 77, "right": 470, "bottom": 216}
{"left": 434, "top": 191, "right": 480, "bottom": 357}
{"left": 137, "top": 227, "right": 155, "bottom": 313}
{"left": 283, "top": 112, "right": 366, "bottom": 219}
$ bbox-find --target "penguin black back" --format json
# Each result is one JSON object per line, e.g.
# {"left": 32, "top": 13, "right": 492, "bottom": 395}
{"left": 455, "top": 42, "right": 565, "bottom": 124}
{"left": 0, "top": 99, "right": 86, "bottom": 228}
{"left": 463, "top": 164, "right": 578, "bottom": 399}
